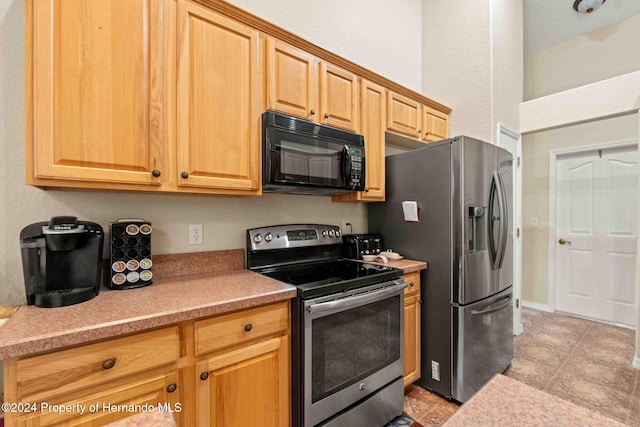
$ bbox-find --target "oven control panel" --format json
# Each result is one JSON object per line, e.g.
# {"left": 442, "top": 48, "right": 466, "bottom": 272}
{"left": 247, "top": 224, "right": 342, "bottom": 251}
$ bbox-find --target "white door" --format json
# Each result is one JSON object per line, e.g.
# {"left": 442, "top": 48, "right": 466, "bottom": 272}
{"left": 497, "top": 124, "right": 523, "bottom": 335}
{"left": 555, "top": 145, "right": 637, "bottom": 327}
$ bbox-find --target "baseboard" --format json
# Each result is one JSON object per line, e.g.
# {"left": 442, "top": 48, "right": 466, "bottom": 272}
{"left": 521, "top": 300, "right": 554, "bottom": 313}
{"left": 633, "top": 356, "right": 640, "bottom": 369}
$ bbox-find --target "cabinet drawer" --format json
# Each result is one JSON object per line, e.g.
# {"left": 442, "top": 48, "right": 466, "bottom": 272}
{"left": 195, "top": 302, "right": 289, "bottom": 356}
{"left": 15, "top": 327, "right": 179, "bottom": 402}
{"left": 404, "top": 271, "right": 421, "bottom": 297}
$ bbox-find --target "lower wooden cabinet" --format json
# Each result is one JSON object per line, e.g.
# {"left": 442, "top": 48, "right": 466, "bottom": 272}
{"left": 15, "top": 371, "right": 180, "bottom": 427}
{"left": 196, "top": 336, "right": 290, "bottom": 427}
{"left": 403, "top": 271, "right": 421, "bottom": 387}
{"left": 3, "top": 301, "right": 291, "bottom": 427}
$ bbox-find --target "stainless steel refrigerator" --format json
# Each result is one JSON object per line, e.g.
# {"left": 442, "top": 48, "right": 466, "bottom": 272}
{"left": 369, "top": 135, "right": 513, "bottom": 403}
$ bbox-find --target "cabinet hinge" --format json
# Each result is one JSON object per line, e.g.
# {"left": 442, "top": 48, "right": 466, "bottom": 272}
{"left": 517, "top": 156, "right": 521, "bottom": 167}
{"left": 516, "top": 298, "right": 520, "bottom": 308}
{"left": 516, "top": 228, "right": 520, "bottom": 238}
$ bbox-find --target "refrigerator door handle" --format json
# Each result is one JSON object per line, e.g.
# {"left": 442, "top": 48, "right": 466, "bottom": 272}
{"left": 494, "top": 171, "right": 509, "bottom": 269}
{"left": 488, "top": 172, "right": 503, "bottom": 270}
{"left": 470, "top": 294, "right": 512, "bottom": 316}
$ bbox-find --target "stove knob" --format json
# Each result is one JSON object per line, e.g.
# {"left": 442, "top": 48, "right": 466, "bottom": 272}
{"left": 336, "top": 230, "right": 341, "bottom": 237}
{"left": 265, "top": 233, "right": 273, "bottom": 242}
{"left": 328, "top": 230, "right": 335, "bottom": 237}
{"left": 322, "top": 230, "right": 328, "bottom": 237}
{"left": 253, "top": 234, "right": 263, "bottom": 243}
{"left": 364, "top": 250, "right": 370, "bottom": 254}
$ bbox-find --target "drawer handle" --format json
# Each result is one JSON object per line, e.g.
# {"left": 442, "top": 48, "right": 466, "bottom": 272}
{"left": 166, "top": 383, "right": 177, "bottom": 393}
{"left": 200, "top": 372, "right": 209, "bottom": 381}
{"left": 102, "top": 358, "right": 116, "bottom": 370}
{"left": 244, "top": 323, "right": 253, "bottom": 332}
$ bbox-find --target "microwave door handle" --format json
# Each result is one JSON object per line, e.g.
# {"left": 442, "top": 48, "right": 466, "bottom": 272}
{"left": 342, "top": 145, "right": 352, "bottom": 184}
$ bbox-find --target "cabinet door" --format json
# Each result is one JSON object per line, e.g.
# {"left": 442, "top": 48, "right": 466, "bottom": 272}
{"left": 177, "top": 1, "right": 261, "bottom": 193}
{"left": 196, "top": 336, "right": 290, "bottom": 427}
{"left": 29, "top": 0, "right": 167, "bottom": 186}
{"left": 319, "top": 63, "right": 359, "bottom": 132}
{"left": 404, "top": 294, "right": 421, "bottom": 387}
{"left": 423, "top": 106, "right": 449, "bottom": 143}
{"left": 267, "top": 38, "right": 318, "bottom": 121}
{"left": 387, "top": 92, "right": 422, "bottom": 139}
{"left": 15, "top": 371, "right": 180, "bottom": 427}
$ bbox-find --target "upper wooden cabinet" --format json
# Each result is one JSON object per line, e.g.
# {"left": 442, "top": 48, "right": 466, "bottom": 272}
{"left": 27, "top": 0, "right": 168, "bottom": 187}
{"left": 333, "top": 79, "right": 386, "bottom": 202}
{"left": 267, "top": 38, "right": 359, "bottom": 132}
{"left": 387, "top": 92, "right": 422, "bottom": 139}
{"left": 176, "top": 0, "right": 261, "bottom": 193}
{"left": 387, "top": 91, "right": 450, "bottom": 145}
{"left": 423, "top": 105, "right": 449, "bottom": 142}
{"left": 319, "top": 62, "right": 359, "bottom": 132}
{"left": 266, "top": 38, "right": 318, "bottom": 121}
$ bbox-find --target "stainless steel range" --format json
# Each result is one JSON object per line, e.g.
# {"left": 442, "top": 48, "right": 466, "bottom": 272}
{"left": 247, "top": 224, "right": 406, "bottom": 427}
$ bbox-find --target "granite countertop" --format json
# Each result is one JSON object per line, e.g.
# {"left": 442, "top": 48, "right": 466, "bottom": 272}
{"left": 0, "top": 250, "right": 296, "bottom": 360}
{"left": 443, "top": 374, "right": 626, "bottom": 427}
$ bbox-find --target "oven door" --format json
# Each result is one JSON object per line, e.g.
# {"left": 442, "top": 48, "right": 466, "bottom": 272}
{"left": 303, "top": 280, "right": 407, "bottom": 427}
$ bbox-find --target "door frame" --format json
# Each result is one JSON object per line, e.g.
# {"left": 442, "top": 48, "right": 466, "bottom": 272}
{"left": 496, "top": 123, "right": 523, "bottom": 335}
{"left": 547, "top": 139, "right": 638, "bottom": 313}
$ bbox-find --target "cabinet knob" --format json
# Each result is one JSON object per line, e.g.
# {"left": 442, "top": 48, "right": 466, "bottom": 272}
{"left": 418, "top": 129, "right": 421, "bottom": 134}
{"left": 181, "top": 172, "right": 189, "bottom": 179}
{"left": 324, "top": 113, "right": 329, "bottom": 119}
{"left": 166, "top": 383, "right": 177, "bottom": 393}
{"left": 200, "top": 372, "right": 209, "bottom": 381}
{"left": 102, "top": 358, "right": 116, "bottom": 370}
{"left": 152, "top": 169, "right": 161, "bottom": 177}
{"left": 409, "top": 282, "right": 414, "bottom": 287}
{"left": 310, "top": 109, "right": 315, "bottom": 115}
{"left": 424, "top": 131, "right": 430, "bottom": 136}
{"left": 364, "top": 188, "right": 369, "bottom": 192}
{"left": 244, "top": 323, "right": 253, "bottom": 332}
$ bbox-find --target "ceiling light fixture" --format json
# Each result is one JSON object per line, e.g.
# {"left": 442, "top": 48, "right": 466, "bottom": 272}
{"left": 573, "top": 0, "right": 607, "bottom": 14}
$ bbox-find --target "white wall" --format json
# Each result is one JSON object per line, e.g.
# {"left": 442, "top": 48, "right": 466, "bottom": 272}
{"left": 524, "top": 14, "right": 640, "bottom": 100}
{"left": 228, "top": 0, "right": 423, "bottom": 92}
{"left": 421, "top": 0, "right": 522, "bottom": 142}
{"left": 0, "top": 0, "right": 429, "bottom": 307}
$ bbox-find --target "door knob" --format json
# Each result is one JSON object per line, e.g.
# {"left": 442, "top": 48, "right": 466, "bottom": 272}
{"left": 558, "top": 238, "right": 572, "bottom": 245}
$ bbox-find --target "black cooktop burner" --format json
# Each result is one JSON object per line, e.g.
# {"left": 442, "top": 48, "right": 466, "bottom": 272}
{"left": 258, "top": 259, "right": 403, "bottom": 299}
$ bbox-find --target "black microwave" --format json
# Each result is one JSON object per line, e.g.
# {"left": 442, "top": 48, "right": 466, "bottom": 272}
{"left": 262, "top": 111, "right": 366, "bottom": 195}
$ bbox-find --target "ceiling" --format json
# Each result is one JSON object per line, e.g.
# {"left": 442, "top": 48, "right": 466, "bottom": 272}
{"left": 524, "top": 0, "right": 640, "bottom": 56}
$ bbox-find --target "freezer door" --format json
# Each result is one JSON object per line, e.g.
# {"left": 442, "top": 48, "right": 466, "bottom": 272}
{"left": 454, "top": 137, "right": 513, "bottom": 304}
{"left": 451, "top": 287, "right": 513, "bottom": 403}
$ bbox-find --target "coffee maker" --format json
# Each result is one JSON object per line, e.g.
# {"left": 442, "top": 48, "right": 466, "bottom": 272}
{"left": 20, "top": 216, "right": 104, "bottom": 308}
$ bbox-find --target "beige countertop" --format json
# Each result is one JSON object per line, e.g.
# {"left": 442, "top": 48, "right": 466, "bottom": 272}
{"left": 443, "top": 374, "right": 626, "bottom": 426}
{"left": 0, "top": 268, "right": 296, "bottom": 360}
{"left": 359, "top": 258, "right": 427, "bottom": 274}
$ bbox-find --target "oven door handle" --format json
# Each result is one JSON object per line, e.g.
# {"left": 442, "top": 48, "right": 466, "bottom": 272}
{"left": 306, "top": 281, "right": 408, "bottom": 315}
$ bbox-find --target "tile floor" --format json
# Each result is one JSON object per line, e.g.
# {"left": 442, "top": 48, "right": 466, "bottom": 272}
{"left": 403, "top": 308, "right": 640, "bottom": 426}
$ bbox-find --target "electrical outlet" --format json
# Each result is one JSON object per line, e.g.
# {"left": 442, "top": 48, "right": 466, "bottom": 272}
{"left": 341, "top": 220, "right": 352, "bottom": 234}
{"left": 431, "top": 360, "right": 440, "bottom": 381}
{"left": 530, "top": 217, "right": 539, "bottom": 227}
{"left": 189, "top": 224, "right": 203, "bottom": 245}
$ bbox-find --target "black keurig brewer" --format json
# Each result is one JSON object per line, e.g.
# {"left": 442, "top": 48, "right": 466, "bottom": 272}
{"left": 19, "top": 216, "right": 104, "bottom": 308}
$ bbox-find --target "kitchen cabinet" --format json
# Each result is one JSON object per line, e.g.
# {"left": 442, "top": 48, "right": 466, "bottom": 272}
{"left": 333, "top": 79, "right": 386, "bottom": 202}
{"left": 26, "top": 0, "right": 261, "bottom": 195}
{"left": 422, "top": 105, "right": 449, "bottom": 143}
{"left": 2, "top": 302, "right": 291, "bottom": 427}
{"left": 267, "top": 38, "right": 359, "bottom": 132}
{"left": 387, "top": 91, "right": 450, "bottom": 145}
{"left": 26, "top": 0, "right": 169, "bottom": 188}
{"left": 194, "top": 302, "right": 290, "bottom": 427}
{"left": 3, "top": 327, "right": 182, "bottom": 426}
{"left": 403, "top": 271, "right": 421, "bottom": 387}
{"left": 176, "top": 0, "right": 261, "bottom": 193}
